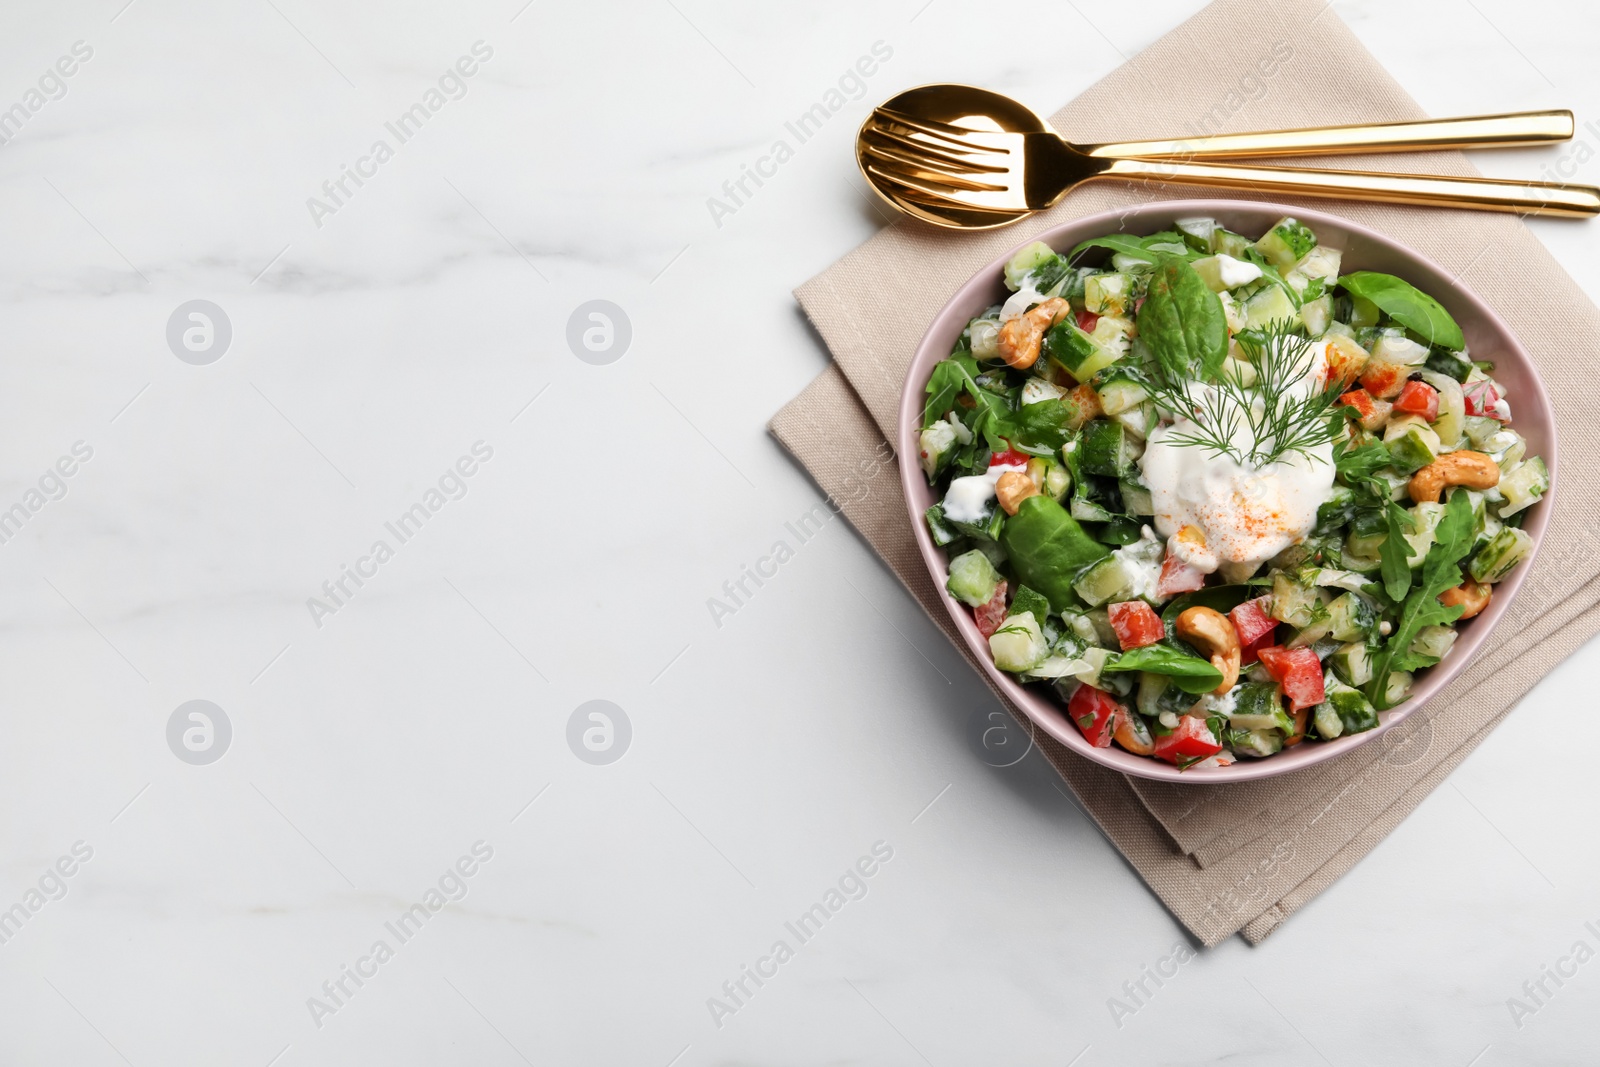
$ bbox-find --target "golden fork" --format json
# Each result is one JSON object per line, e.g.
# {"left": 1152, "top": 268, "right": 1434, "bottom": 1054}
{"left": 858, "top": 84, "right": 1599, "bottom": 228}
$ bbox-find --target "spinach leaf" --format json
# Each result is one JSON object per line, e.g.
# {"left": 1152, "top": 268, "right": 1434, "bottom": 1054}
{"left": 1103, "top": 643, "right": 1224, "bottom": 694}
{"left": 1366, "top": 492, "right": 1474, "bottom": 707}
{"left": 996, "top": 398, "right": 1072, "bottom": 451}
{"left": 998, "top": 495, "right": 1109, "bottom": 613}
{"left": 1008, "top": 584, "right": 1051, "bottom": 624}
{"left": 1136, "top": 255, "right": 1229, "bottom": 383}
{"left": 1339, "top": 272, "right": 1465, "bottom": 350}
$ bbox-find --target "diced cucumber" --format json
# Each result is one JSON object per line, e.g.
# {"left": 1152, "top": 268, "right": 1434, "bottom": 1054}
{"left": 1136, "top": 671, "right": 1169, "bottom": 717}
{"left": 1299, "top": 294, "right": 1333, "bottom": 336}
{"left": 970, "top": 317, "right": 1001, "bottom": 362}
{"left": 1328, "top": 641, "right": 1373, "bottom": 687}
{"left": 1020, "top": 377, "right": 1064, "bottom": 406}
{"left": 1079, "top": 419, "right": 1141, "bottom": 477}
{"left": 1296, "top": 244, "right": 1342, "bottom": 283}
{"left": 1096, "top": 374, "right": 1148, "bottom": 416}
{"left": 1375, "top": 469, "right": 1411, "bottom": 502}
{"left": 1313, "top": 700, "right": 1344, "bottom": 740}
{"left": 1084, "top": 273, "right": 1132, "bottom": 316}
{"left": 989, "top": 611, "right": 1048, "bottom": 672}
{"left": 1115, "top": 404, "right": 1153, "bottom": 441}
{"left": 1119, "top": 477, "right": 1154, "bottom": 516}
{"left": 1493, "top": 434, "right": 1527, "bottom": 475}
{"left": 1073, "top": 556, "right": 1135, "bottom": 608}
{"left": 1218, "top": 290, "right": 1245, "bottom": 333}
{"left": 1463, "top": 415, "right": 1504, "bottom": 448}
{"left": 1212, "top": 229, "right": 1251, "bottom": 258}
{"left": 1383, "top": 671, "right": 1414, "bottom": 707}
{"left": 1232, "top": 728, "right": 1284, "bottom": 758}
{"left": 1323, "top": 681, "right": 1379, "bottom": 735}
{"left": 1348, "top": 294, "right": 1381, "bottom": 327}
{"left": 1345, "top": 509, "right": 1388, "bottom": 558}
{"left": 1287, "top": 612, "right": 1335, "bottom": 649}
{"left": 1231, "top": 682, "right": 1294, "bottom": 732}
{"left": 946, "top": 549, "right": 1002, "bottom": 607}
{"left": 1253, "top": 217, "right": 1317, "bottom": 270}
{"left": 1222, "top": 356, "right": 1258, "bottom": 388}
{"left": 1405, "top": 502, "right": 1445, "bottom": 567}
{"left": 1384, "top": 418, "right": 1441, "bottom": 474}
{"left": 1043, "top": 317, "right": 1128, "bottom": 383}
{"left": 1326, "top": 592, "right": 1376, "bottom": 642}
{"left": 1175, "top": 216, "right": 1218, "bottom": 252}
{"left": 1469, "top": 526, "right": 1533, "bottom": 583}
{"left": 1425, "top": 347, "right": 1472, "bottom": 383}
{"left": 919, "top": 419, "right": 957, "bottom": 478}
{"left": 1271, "top": 572, "right": 1320, "bottom": 628}
{"left": 1409, "top": 624, "right": 1457, "bottom": 661}
{"left": 1244, "top": 283, "right": 1298, "bottom": 328}
{"left": 1418, "top": 370, "right": 1465, "bottom": 450}
{"left": 925, "top": 504, "right": 959, "bottom": 547}
{"left": 1044, "top": 462, "right": 1072, "bottom": 501}
{"left": 1372, "top": 331, "right": 1431, "bottom": 367}
{"left": 1498, "top": 457, "right": 1548, "bottom": 518}
{"left": 1004, "top": 242, "right": 1056, "bottom": 290}
{"left": 1070, "top": 497, "right": 1114, "bottom": 523}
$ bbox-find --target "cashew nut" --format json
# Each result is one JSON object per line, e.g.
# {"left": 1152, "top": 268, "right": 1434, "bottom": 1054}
{"left": 1175, "top": 606, "right": 1241, "bottom": 695}
{"left": 996, "top": 297, "right": 1071, "bottom": 370}
{"left": 995, "top": 470, "right": 1040, "bottom": 516}
{"left": 1112, "top": 705, "right": 1154, "bottom": 756}
{"left": 1408, "top": 450, "right": 1500, "bottom": 503}
{"left": 1439, "top": 578, "right": 1492, "bottom": 619}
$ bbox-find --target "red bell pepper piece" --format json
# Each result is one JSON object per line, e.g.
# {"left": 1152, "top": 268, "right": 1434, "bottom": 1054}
{"left": 1108, "top": 600, "right": 1164, "bottom": 650}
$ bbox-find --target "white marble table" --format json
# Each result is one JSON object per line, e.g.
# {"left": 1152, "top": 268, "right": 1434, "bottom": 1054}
{"left": 0, "top": 0, "right": 1596, "bottom": 1063}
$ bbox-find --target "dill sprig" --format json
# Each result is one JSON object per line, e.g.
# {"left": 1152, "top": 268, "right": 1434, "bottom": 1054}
{"left": 1142, "top": 319, "right": 1344, "bottom": 469}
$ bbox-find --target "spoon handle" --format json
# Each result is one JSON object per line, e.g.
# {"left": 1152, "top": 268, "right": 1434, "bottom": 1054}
{"left": 1083, "top": 110, "right": 1574, "bottom": 160}
{"left": 1098, "top": 157, "right": 1600, "bottom": 217}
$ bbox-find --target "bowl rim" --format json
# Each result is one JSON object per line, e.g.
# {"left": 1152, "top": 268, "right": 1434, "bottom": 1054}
{"left": 896, "top": 198, "right": 1558, "bottom": 783}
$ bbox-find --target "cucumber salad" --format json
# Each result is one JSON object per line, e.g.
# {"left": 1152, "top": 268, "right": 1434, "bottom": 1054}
{"left": 920, "top": 215, "right": 1548, "bottom": 769}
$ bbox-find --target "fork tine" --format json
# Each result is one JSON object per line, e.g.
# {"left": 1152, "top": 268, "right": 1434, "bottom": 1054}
{"left": 874, "top": 106, "right": 1000, "bottom": 142}
{"left": 861, "top": 125, "right": 1009, "bottom": 174}
{"left": 861, "top": 140, "right": 1009, "bottom": 183}
{"left": 889, "top": 186, "right": 1027, "bottom": 215}
{"left": 870, "top": 107, "right": 1008, "bottom": 151}
{"left": 865, "top": 163, "right": 1023, "bottom": 212}
{"left": 864, "top": 156, "right": 1007, "bottom": 194}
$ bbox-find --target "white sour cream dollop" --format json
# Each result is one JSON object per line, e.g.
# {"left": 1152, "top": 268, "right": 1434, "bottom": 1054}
{"left": 942, "top": 460, "right": 1027, "bottom": 524}
{"left": 1138, "top": 341, "right": 1337, "bottom": 568}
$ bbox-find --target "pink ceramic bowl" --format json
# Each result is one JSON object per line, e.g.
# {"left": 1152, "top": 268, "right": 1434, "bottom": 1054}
{"left": 898, "top": 200, "right": 1557, "bottom": 783}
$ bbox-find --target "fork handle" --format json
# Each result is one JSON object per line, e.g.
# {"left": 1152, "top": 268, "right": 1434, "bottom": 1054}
{"left": 1085, "top": 110, "right": 1574, "bottom": 160}
{"left": 1100, "top": 158, "right": 1600, "bottom": 217}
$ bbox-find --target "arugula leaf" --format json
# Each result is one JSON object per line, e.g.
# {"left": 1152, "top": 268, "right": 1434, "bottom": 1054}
{"left": 926, "top": 356, "right": 1011, "bottom": 451}
{"left": 1333, "top": 437, "right": 1391, "bottom": 495}
{"left": 1339, "top": 271, "right": 1465, "bottom": 350}
{"left": 1102, "top": 643, "right": 1224, "bottom": 694}
{"left": 1008, "top": 584, "right": 1051, "bottom": 624}
{"left": 1300, "top": 275, "right": 1328, "bottom": 301}
{"left": 1379, "top": 503, "right": 1416, "bottom": 603}
{"left": 1366, "top": 492, "right": 1474, "bottom": 707}
{"left": 1136, "top": 255, "right": 1229, "bottom": 383}
{"left": 1067, "top": 234, "right": 1163, "bottom": 264}
{"left": 922, "top": 355, "right": 973, "bottom": 429}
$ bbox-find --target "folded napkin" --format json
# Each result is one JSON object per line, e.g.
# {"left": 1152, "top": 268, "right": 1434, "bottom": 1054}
{"left": 770, "top": 0, "right": 1600, "bottom": 945}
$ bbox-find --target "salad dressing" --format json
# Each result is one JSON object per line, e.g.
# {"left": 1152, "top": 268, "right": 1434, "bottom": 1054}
{"left": 1140, "top": 341, "right": 1337, "bottom": 568}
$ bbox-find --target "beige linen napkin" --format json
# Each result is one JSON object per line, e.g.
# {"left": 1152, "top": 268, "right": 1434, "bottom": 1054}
{"left": 771, "top": 0, "right": 1600, "bottom": 945}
